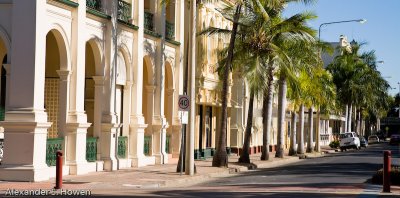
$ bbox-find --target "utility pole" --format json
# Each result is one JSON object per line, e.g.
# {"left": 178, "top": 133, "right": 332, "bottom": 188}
{"left": 185, "top": 0, "right": 196, "bottom": 176}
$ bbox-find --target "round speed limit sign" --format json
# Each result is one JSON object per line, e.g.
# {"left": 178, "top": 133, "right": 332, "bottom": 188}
{"left": 178, "top": 95, "right": 190, "bottom": 111}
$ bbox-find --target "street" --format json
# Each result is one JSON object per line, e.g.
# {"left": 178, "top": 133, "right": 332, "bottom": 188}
{"left": 100, "top": 143, "right": 400, "bottom": 197}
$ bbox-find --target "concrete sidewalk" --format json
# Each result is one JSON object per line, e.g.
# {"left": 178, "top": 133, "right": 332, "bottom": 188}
{"left": 0, "top": 148, "right": 398, "bottom": 196}
{"left": 0, "top": 151, "right": 318, "bottom": 191}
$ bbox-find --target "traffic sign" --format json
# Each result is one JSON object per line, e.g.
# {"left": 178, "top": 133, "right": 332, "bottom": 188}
{"left": 178, "top": 95, "right": 190, "bottom": 111}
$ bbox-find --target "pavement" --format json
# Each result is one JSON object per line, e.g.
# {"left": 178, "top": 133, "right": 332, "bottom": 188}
{"left": 0, "top": 146, "right": 399, "bottom": 196}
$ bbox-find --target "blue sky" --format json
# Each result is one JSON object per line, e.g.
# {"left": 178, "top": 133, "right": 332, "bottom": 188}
{"left": 283, "top": 0, "right": 400, "bottom": 96}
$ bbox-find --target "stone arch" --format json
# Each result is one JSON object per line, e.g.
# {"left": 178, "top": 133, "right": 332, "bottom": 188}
{"left": 115, "top": 46, "right": 132, "bottom": 138}
{"left": 45, "top": 29, "right": 70, "bottom": 138}
{"left": 118, "top": 44, "right": 132, "bottom": 82}
{"left": 163, "top": 60, "right": 175, "bottom": 155}
{"left": 86, "top": 37, "right": 104, "bottom": 76}
{"left": 46, "top": 24, "right": 71, "bottom": 71}
{"left": 0, "top": 26, "right": 10, "bottom": 64}
{"left": 143, "top": 55, "right": 154, "bottom": 86}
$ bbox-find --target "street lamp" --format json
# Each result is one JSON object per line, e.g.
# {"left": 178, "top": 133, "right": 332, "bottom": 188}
{"left": 318, "top": 19, "right": 367, "bottom": 40}
{"left": 398, "top": 82, "right": 400, "bottom": 118}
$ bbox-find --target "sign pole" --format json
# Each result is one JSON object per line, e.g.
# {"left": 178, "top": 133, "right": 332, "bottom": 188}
{"left": 180, "top": 112, "right": 184, "bottom": 176}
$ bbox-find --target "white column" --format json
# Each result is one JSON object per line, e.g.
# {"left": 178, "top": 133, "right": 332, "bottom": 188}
{"left": 64, "top": 0, "right": 92, "bottom": 175}
{"left": 56, "top": 70, "right": 70, "bottom": 137}
{"left": 99, "top": 0, "right": 120, "bottom": 171}
{"left": 129, "top": 0, "right": 148, "bottom": 167}
{"left": 0, "top": 0, "right": 51, "bottom": 181}
{"left": 151, "top": 0, "right": 168, "bottom": 165}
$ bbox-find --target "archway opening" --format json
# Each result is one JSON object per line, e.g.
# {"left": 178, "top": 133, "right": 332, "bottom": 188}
{"left": 45, "top": 31, "right": 62, "bottom": 138}
{"left": 0, "top": 37, "right": 7, "bottom": 121}
{"left": 85, "top": 42, "right": 96, "bottom": 137}
{"left": 164, "top": 62, "right": 174, "bottom": 154}
{"left": 142, "top": 58, "right": 152, "bottom": 156}
{"left": 116, "top": 52, "right": 127, "bottom": 136}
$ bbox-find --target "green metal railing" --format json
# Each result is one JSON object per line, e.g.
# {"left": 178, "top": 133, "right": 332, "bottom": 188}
{"left": 144, "top": 11, "right": 154, "bottom": 31}
{"left": 166, "top": 135, "right": 171, "bottom": 154}
{"left": 0, "top": 106, "right": 4, "bottom": 121}
{"left": 144, "top": 136, "right": 151, "bottom": 156}
{"left": 117, "top": 136, "right": 128, "bottom": 158}
{"left": 86, "top": 0, "right": 102, "bottom": 12}
{"left": 46, "top": 138, "right": 63, "bottom": 166}
{"left": 117, "top": 0, "right": 131, "bottom": 23}
{"left": 165, "top": 21, "right": 175, "bottom": 40}
{"left": 86, "top": 137, "right": 97, "bottom": 162}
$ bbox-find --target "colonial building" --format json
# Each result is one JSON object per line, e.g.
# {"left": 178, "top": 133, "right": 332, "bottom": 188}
{"left": 0, "top": 0, "right": 338, "bottom": 182}
{"left": 0, "top": 0, "right": 186, "bottom": 181}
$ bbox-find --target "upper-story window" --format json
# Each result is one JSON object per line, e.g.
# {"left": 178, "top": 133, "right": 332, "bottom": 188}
{"left": 86, "top": 0, "right": 103, "bottom": 12}
{"left": 165, "top": 0, "right": 175, "bottom": 40}
{"left": 117, "top": 0, "right": 132, "bottom": 23}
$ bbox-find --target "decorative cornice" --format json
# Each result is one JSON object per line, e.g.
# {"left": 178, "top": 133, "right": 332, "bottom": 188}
{"left": 144, "top": 29, "right": 162, "bottom": 38}
{"left": 55, "top": 0, "right": 79, "bottom": 8}
{"left": 166, "top": 39, "right": 181, "bottom": 46}
{"left": 86, "top": 8, "right": 111, "bottom": 20}
{"left": 118, "top": 19, "right": 139, "bottom": 30}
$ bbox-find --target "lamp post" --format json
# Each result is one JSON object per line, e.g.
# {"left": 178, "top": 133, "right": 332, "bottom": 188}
{"left": 318, "top": 19, "right": 367, "bottom": 40}
{"left": 318, "top": 19, "right": 366, "bottom": 133}
{"left": 398, "top": 82, "right": 400, "bottom": 118}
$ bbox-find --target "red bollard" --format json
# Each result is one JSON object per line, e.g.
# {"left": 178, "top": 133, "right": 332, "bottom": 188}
{"left": 55, "top": 150, "right": 63, "bottom": 189}
{"left": 383, "top": 150, "right": 391, "bottom": 193}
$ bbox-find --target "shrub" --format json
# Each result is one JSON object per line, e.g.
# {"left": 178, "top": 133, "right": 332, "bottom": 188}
{"left": 371, "top": 165, "right": 400, "bottom": 185}
{"left": 329, "top": 140, "right": 339, "bottom": 148}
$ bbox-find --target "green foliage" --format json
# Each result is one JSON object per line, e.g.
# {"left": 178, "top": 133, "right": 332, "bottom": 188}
{"left": 329, "top": 140, "right": 339, "bottom": 148}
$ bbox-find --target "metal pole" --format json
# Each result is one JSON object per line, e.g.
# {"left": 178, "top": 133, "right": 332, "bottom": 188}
{"left": 398, "top": 82, "right": 400, "bottom": 118}
{"left": 180, "top": 112, "right": 184, "bottom": 176}
{"left": 383, "top": 150, "right": 391, "bottom": 193}
{"left": 55, "top": 150, "right": 63, "bottom": 189}
{"left": 185, "top": 0, "right": 196, "bottom": 176}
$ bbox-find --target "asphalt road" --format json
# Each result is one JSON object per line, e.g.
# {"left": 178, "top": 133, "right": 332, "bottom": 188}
{"left": 121, "top": 142, "right": 400, "bottom": 198}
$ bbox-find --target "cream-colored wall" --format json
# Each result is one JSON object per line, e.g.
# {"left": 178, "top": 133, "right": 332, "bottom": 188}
{"left": 45, "top": 32, "right": 60, "bottom": 78}
{"left": 0, "top": 38, "right": 5, "bottom": 63}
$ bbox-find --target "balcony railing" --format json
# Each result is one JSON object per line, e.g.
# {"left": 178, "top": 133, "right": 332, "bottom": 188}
{"left": 117, "top": 136, "right": 128, "bottom": 158}
{"left": 165, "top": 21, "right": 175, "bottom": 40}
{"left": 86, "top": 137, "right": 97, "bottom": 162}
{"left": 144, "top": 12, "right": 154, "bottom": 32}
{"left": 117, "top": 0, "right": 131, "bottom": 23}
{"left": 46, "top": 138, "right": 63, "bottom": 166}
{"left": 86, "top": 0, "right": 102, "bottom": 12}
{"left": 144, "top": 136, "right": 151, "bottom": 156}
{"left": 0, "top": 106, "right": 4, "bottom": 121}
{"left": 166, "top": 135, "right": 171, "bottom": 154}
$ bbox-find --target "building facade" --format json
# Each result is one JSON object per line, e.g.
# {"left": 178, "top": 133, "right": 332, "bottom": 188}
{"left": 0, "top": 0, "right": 339, "bottom": 182}
{"left": 0, "top": 0, "right": 187, "bottom": 181}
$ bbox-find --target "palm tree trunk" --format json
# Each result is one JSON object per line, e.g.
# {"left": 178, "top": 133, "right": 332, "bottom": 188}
{"left": 344, "top": 104, "right": 348, "bottom": 133}
{"left": 212, "top": 3, "right": 242, "bottom": 167}
{"left": 289, "top": 111, "right": 297, "bottom": 156}
{"left": 314, "top": 108, "right": 321, "bottom": 152}
{"left": 347, "top": 103, "right": 352, "bottom": 132}
{"left": 297, "top": 104, "right": 305, "bottom": 154}
{"left": 275, "top": 74, "right": 287, "bottom": 158}
{"left": 239, "top": 91, "right": 255, "bottom": 163}
{"left": 261, "top": 67, "right": 274, "bottom": 161}
{"left": 306, "top": 106, "right": 314, "bottom": 153}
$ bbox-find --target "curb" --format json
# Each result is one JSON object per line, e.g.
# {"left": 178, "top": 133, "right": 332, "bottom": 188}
{"left": 144, "top": 152, "right": 328, "bottom": 189}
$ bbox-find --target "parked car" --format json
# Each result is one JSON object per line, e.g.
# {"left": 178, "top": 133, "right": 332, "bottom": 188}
{"left": 360, "top": 136, "right": 368, "bottom": 148}
{"left": 389, "top": 134, "right": 400, "bottom": 145}
{"left": 339, "top": 132, "right": 360, "bottom": 151}
{"left": 368, "top": 135, "right": 380, "bottom": 144}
